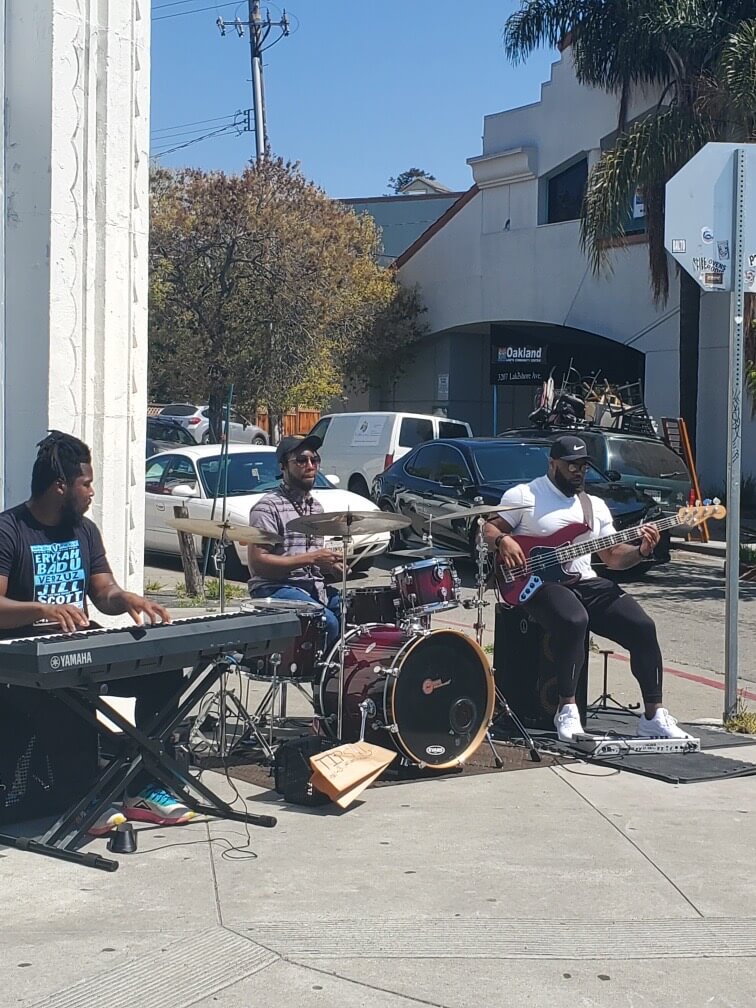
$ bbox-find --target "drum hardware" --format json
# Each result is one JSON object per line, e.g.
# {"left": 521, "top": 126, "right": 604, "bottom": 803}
{"left": 288, "top": 510, "right": 411, "bottom": 740}
{"left": 358, "top": 699, "right": 376, "bottom": 741}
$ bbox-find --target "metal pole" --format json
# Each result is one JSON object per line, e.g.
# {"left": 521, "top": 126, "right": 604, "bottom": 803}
{"left": 248, "top": 0, "right": 266, "bottom": 158}
{"left": 492, "top": 384, "right": 498, "bottom": 435}
{"left": 724, "top": 147, "right": 746, "bottom": 720}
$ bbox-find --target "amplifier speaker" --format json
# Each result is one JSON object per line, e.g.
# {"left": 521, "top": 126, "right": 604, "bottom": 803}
{"left": 493, "top": 606, "right": 588, "bottom": 729}
{"left": 0, "top": 687, "right": 99, "bottom": 826}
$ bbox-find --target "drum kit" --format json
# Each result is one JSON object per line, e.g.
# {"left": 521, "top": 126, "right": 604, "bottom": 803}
{"left": 172, "top": 503, "right": 540, "bottom": 772}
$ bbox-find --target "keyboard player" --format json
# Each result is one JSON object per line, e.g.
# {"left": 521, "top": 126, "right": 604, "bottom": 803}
{"left": 0, "top": 432, "right": 194, "bottom": 832}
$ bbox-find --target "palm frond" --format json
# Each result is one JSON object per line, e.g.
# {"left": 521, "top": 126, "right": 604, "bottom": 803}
{"left": 580, "top": 107, "right": 712, "bottom": 298}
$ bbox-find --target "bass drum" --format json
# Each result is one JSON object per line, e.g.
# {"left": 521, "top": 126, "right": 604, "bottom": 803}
{"left": 318, "top": 625, "right": 494, "bottom": 769}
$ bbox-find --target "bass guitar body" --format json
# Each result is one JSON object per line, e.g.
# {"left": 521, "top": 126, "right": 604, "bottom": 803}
{"left": 495, "top": 522, "right": 590, "bottom": 608}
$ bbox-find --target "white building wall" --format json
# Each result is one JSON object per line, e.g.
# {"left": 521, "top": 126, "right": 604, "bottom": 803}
{"left": 2, "top": 0, "right": 150, "bottom": 590}
{"left": 398, "top": 48, "right": 752, "bottom": 488}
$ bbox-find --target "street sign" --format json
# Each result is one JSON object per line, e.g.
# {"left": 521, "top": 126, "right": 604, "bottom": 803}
{"left": 665, "top": 142, "right": 756, "bottom": 293}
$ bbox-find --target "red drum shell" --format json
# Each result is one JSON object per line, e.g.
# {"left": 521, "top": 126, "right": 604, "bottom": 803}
{"left": 318, "top": 625, "right": 494, "bottom": 768}
{"left": 392, "top": 559, "right": 460, "bottom": 617}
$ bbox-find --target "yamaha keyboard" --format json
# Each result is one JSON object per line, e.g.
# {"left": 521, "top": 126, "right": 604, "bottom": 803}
{"left": 0, "top": 609, "right": 301, "bottom": 689}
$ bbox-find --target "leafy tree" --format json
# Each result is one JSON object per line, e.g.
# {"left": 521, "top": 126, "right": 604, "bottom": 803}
{"left": 387, "top": 168, "right": 437, "bottom": 194}
{"left": 149, "top": 160, "right": 416, "bottom": 440}
{"left": 504, "top": 0, "right": 756, "bottom": 449}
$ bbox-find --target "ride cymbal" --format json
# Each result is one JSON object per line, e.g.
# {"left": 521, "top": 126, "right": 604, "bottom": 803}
{"left": 428, "top": 503, "right": 520, "bottom": 524}
{"left": 287, "top": 510, "right": 411, "bottom": 538}
{"left": 167, "top": 517, "right": 281, "bottom": 546}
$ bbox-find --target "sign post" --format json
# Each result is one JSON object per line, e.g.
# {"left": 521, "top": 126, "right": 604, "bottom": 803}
{"left": 665, "top": 142, "right": 756, "bottom": 719}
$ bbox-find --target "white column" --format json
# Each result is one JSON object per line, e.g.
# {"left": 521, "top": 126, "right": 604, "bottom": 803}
{"left": 2, "top": 0, "right": 150, "bottom": 591}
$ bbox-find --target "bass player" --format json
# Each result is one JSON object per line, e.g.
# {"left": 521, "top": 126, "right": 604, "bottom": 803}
{"left": 483, "top": 435, "right": 691, "bottom": 743}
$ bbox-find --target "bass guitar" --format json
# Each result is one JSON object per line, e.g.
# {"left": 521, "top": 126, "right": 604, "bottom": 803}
{"left": 493, "top": 503, "right": 725, "bottom": 608}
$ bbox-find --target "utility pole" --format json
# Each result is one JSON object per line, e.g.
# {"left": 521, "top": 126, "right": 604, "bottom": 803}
{"left": 217, "top": 3, "right": 290, "bottom": 160}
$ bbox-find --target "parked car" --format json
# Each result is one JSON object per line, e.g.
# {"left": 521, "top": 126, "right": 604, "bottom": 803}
{"left": 146, "top": 417, "right": 197, "bottom": 457}
{"left": 372, "top": 436, "right": 669, "bottom": 571}
{"left": 145, "top": 444, "right": 390, "bottom": 581}
{"left": 308, "top": 411, "right": 473, "bottom": 499}
{"left": 156, "top": 404, "right": 269, "bottom": 446}
{"left": 499, "top": 427, "right": 692, "bottom": 513}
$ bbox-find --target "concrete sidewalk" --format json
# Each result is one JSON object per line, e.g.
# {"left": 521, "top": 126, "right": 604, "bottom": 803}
{"left": 3, "top": 601, "right": 756, "bottom": 1007}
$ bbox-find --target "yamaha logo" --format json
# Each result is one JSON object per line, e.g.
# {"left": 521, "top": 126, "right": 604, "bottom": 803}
{"left": 49, "top": 655, "right": 61, "bottom": 670}
{"left": 49, "top": 651, "right": 93, "bottom": 669}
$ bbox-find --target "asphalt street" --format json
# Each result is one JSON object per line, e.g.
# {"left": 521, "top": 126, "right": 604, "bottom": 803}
{"left": 144, "top": 544, "right": 756, "bottom": 688}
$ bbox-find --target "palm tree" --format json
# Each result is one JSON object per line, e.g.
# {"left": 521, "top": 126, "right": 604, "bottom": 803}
{"left": 504, "top": 0, "right": 756, "bottom": 450}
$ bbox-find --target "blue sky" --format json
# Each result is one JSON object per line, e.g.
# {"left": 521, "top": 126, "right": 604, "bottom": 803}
{"left": 150, "top": 1, "right": 557, "bottom": 198}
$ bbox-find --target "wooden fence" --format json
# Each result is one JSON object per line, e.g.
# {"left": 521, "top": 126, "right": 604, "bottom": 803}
{"left": 255, "top": 409, "right": 320, "bottom": 437}
{"left": 146, "top": 404, "right": 320, "bottom": 437}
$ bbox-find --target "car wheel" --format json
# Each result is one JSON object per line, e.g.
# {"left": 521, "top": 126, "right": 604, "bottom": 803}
{"left": 348, "top": 475, "right": 371, "bottom": 499}
{"left": 251, "top": 435, "right": 266, "bottom": 445}
{"left": 200, "top": 431, "right": 211, "bottom": 445}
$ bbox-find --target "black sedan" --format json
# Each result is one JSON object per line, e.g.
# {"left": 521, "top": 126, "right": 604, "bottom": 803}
{"left": 371, "top": 437, "right": 669, "bottom": 569}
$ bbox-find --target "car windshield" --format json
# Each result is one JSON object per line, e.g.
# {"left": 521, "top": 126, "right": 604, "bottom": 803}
{"left": 606, "top": 438, "right": 689, "bottom": 479}
{"left": 159, "top": 404, "right": 196, "bottom": 417}
{"left": 197, "top": 453, "right": 333, "bottom": 497}
{"left": 472, "top": 442, "right": 605, "bottom": 484}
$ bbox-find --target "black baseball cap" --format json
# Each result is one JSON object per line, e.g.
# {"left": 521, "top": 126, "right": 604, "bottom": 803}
{"left": 550, "top": 435, "right": 589, "bottom": 462}
{"left": 275, "top": 434, "right": 322, "bottom": 464}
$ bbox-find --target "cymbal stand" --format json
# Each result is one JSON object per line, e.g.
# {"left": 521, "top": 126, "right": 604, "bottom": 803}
{"left": 462, "top": 516, "right": 491, "bottom": 647}
{"left": 336, "top": 516, "right": 355, "bottom": 740}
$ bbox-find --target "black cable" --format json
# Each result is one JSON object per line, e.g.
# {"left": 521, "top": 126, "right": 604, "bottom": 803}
{"left": 153, "top": 2, "right": 240, "bottom": 22}
{"left": 151, "top": 122, "right": 243, "bottom": 158}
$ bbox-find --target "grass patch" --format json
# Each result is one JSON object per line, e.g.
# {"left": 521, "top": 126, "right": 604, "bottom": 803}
{"left": 724, "top": 694, "right": 756, "bottom": 735}
{"left": 144, "top": 579, "right": 165, "bottom": 593}
{"left": 174, "top": 577, "right": 248, "bottom": 607}
{"left": 483, "top": 643, "right": 494, "bottom": 654}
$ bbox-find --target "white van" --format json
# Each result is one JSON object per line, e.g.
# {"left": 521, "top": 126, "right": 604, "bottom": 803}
{"left": 308, "top": 411, "right": 473, "bottom": 497}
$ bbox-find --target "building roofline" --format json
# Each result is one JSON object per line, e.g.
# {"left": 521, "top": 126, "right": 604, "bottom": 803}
{"left": 394, "top": 184, "right": 479, "bottom": 269}
{"left": 340, "top": 192, "right": 465, "bottom": 206}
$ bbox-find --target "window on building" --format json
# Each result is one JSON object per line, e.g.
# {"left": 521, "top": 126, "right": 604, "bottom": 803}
{"left": 546, "top": 158, "right": 588, "bottom": 224}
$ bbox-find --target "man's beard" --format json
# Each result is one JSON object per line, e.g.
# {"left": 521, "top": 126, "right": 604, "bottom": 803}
{"left": 552, "top": 467, "right": 584, "bottom": 497}
{"left": 61, "top": 497, "right": 84, "bottom": 526}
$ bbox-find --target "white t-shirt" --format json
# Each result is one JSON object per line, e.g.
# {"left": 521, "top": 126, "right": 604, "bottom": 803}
{"left": 498, "top": 476, "right": 616, "bottom": 581}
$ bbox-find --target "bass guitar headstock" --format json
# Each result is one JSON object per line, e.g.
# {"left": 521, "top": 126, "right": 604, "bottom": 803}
{"left": 676, "top": 501, "right": 727, "bottom": 527}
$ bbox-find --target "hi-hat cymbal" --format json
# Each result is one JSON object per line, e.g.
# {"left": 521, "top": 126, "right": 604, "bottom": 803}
{"left": 287, "top": 510, "right": 411, "bottom": 538}
{"left": 168, "top": 517, "right": 281, "bottom": 546}
{"left": 428, "top": 503, "right": 519, "bottom": 524}
{"left": 389, "top": 546, "right": 468, "bottom": 559}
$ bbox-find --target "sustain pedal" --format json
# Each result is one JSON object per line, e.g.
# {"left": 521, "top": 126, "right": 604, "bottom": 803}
{"left": 571, "top": 733, "right": 701, "bottom": 757}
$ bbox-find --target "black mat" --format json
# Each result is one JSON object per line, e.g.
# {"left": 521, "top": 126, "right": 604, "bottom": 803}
{"left": 492, "top": 709, "right": 756, "bottom": 784}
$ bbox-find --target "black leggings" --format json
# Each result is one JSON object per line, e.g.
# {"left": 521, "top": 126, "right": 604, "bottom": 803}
{"left": 523, "top": 577, "right": 663, "bottom": 704}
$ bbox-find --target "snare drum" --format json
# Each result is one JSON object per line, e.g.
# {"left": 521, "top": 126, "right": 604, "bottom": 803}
{"left": 347, "top": 586, "right": 400, "bottom": 626}
{"left": 246, "top": 598, "right": 328, "bottom": 681}
{"left": 391, "top": 558, "right": 461, "bottom": 618}
{"left": 317, "top": 625, "right": 494, "bottom": 768}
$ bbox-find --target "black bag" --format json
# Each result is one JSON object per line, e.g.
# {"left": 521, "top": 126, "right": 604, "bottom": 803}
{"left": 274, "top": 735, "right": 336, "bottom": 806}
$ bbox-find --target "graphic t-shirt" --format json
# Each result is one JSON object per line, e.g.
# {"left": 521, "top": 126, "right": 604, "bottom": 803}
{"left": 0, "top": 504, "right": 111, "bottom": 637}
{"left": 498, "top": 476, "right": 615, "bottom": 581}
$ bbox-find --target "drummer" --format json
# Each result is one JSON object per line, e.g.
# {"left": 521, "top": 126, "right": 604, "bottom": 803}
{"left": 246, "top": 435, "right": 343, "bottom": 647}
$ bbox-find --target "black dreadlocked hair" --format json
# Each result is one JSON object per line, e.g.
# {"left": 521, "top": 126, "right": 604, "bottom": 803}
{"left": 31, "top": 431, "right": 91, "bottom": 497}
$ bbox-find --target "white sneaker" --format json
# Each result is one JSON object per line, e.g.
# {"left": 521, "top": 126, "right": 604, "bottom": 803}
{"left": 637, "top": 708, "right": 693, "bottom": 740}
{"left": 554, "top": 703, "right": 584, "bottom": 743}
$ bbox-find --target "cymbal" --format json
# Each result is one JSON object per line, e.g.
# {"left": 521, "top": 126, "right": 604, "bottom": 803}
{"left": 287, "top": 510, "right": 411, "bottom": 538}
{"left": 428, "top": 503, "right": 519, "bottom": 524}
{"left": 243, "top": 598, "right": 323, "bottom": 616}
{"left": 168, "top": 517, "right": 281, "bottom": 546}
{"left": 389, "top": 547, "right": 468, "bottom": 559}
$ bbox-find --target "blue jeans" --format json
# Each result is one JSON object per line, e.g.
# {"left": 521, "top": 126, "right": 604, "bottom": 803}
{"left": 249, "top": 585, "right": 342, "bottom": 649}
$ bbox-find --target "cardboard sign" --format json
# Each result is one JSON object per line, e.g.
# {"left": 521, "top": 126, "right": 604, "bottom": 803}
{"left": 309, "top": 741, "right": 397, "bottom": 809}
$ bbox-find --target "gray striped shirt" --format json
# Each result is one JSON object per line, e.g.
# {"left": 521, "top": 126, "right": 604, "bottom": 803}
{"left": 246, "top": 485, "right": 326, "bottom": 602}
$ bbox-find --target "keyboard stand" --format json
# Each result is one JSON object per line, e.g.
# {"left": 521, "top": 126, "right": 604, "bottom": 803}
{"left": 0, "top": 657, "right": 277, "bottom": 872}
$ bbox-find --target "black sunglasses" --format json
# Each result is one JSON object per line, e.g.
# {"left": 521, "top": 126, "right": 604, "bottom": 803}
{"left": 289, "top": 454, "right": 321, "bottom": 466}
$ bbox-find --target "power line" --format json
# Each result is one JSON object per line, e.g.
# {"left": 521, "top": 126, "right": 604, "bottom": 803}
{"left": 151, "top": 111, "right": 252, "bottom": 158}
{"left": 152, "top": 113, "right": 241, "bottom": 135}
{"left": 153, "top": 2, "right": 240, "bottom": 22}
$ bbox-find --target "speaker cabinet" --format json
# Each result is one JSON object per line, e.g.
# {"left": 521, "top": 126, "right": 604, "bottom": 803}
{"left": 493, "top": 606, "right": 588, "bottom": 729}
{"left": 0, "top": 687, "right": 98, "bottom": 826}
